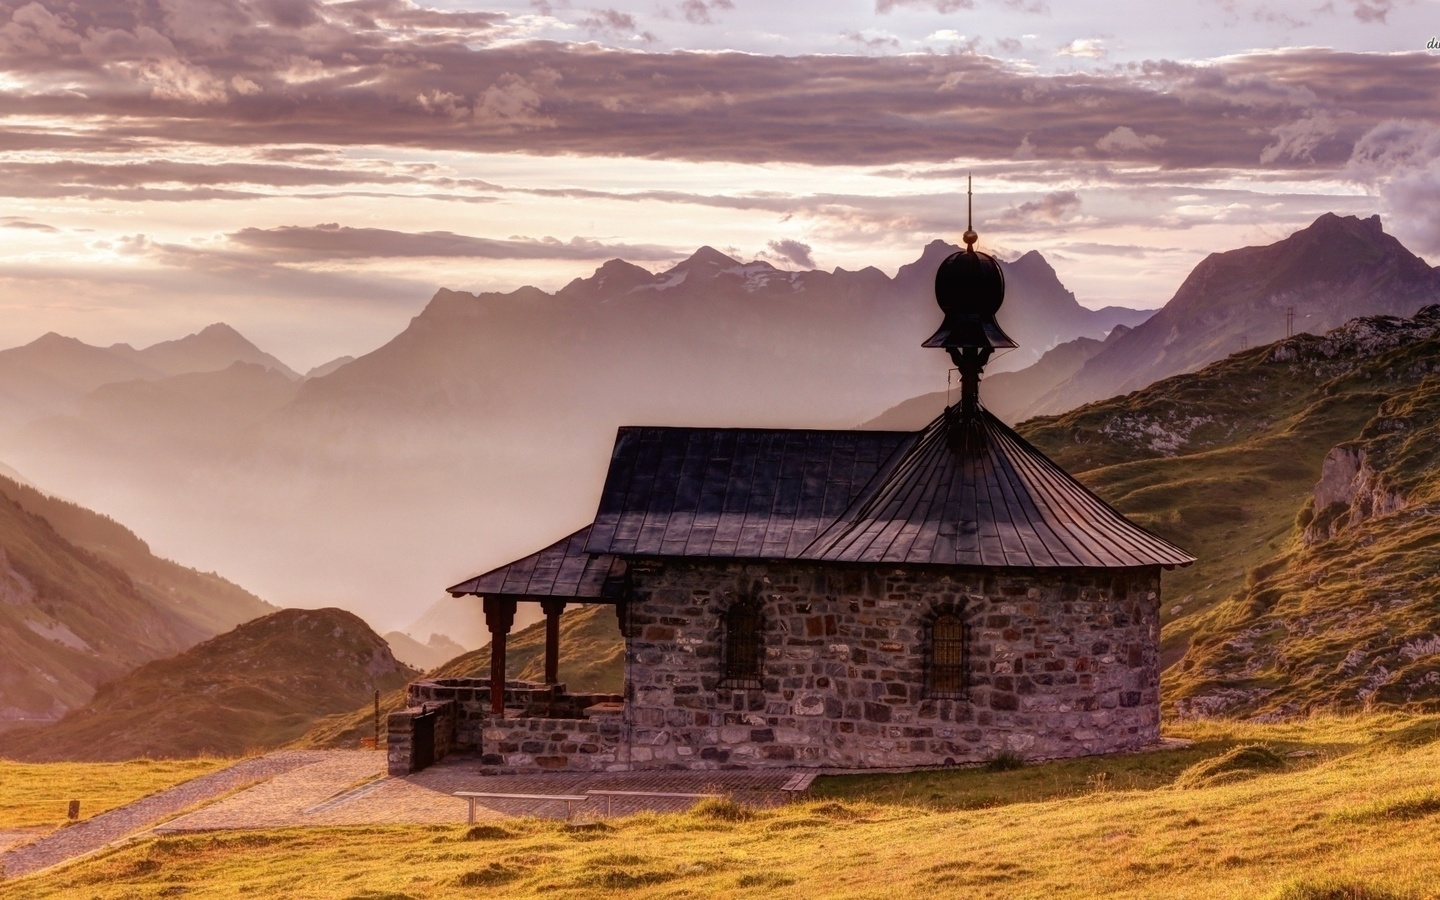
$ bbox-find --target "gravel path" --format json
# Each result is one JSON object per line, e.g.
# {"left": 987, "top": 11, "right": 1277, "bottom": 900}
{"left": 0, "top": 750, "right": 336, "bottom": 880}
{"left": 0, "top": 830, "right": 42, "bottom": 855}
{"left": 156, "top": 752, "right": 384, "bottom": 832}
{"left": 1, "top": 751, "right": 810, "bottom": 880}
{"left": 187, "top": 755, "right": 806, "bottom": 826}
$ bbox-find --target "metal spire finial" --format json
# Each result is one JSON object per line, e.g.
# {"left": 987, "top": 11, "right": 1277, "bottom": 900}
{"left": 962, "top": 173, "right": 978, "bottom": 251}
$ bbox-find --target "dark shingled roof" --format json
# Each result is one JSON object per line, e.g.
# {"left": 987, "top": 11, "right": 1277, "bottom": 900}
{"left": 583, "top": 427, "right": 914, "bottom": 560}
{"left": 447, "top": 527, "right": 626, "bottom": 602}
{"left": 804, "top": 410, "right": 1195, "bottom": 568}
{"left": 584, "top": 411, "right": 1194, "bottom": 569}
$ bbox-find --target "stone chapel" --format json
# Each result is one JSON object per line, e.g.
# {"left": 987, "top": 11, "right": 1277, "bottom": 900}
{"left": 387, "top": 204, "right": 1194, "bottom": 776}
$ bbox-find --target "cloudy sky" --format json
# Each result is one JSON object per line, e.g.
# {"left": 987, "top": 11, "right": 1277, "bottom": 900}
{"left": 1, "top": 0, "right": 1436, "bottom": 368}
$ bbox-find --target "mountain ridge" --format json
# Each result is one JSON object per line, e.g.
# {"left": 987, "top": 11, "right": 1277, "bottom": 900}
{"left": 1028, "top": 213, "right": 1440, "bottom": 416}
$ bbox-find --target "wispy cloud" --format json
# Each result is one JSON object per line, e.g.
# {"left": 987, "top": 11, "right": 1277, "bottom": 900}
{"left": 224, "top": 223, "right": 681, "bottom": 261}
{"left": 765, "top": 239, "right": 815, "bottom": 268}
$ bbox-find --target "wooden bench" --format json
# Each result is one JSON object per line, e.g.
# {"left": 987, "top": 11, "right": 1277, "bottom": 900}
{"left": 454, "top": 791, "right": 591, "bottom": 823}
{"left": 583, "top": 789, "right": 724, "bottom": 817}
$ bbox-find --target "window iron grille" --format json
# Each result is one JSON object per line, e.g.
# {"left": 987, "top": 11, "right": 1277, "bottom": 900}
{"left": 720, "top": 600, "right": 764, "bottom": 689}
{"left": 926, "top": 612, "right": 968, "bottom": 699}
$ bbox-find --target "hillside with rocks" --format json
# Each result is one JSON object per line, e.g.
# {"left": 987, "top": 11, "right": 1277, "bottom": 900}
{"left": 0, "top": 607, "right": 415, "bottom": 761}
{"left": 1021, "top": 306, "right": 1440, "bottom": 716}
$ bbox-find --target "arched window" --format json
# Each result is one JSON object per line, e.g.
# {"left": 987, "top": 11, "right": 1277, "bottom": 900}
{"left": 720, "top": 599, "right": 764, "bottom": 689}
{"left": 926, "top": 611, "right": 967, "bottom": 699}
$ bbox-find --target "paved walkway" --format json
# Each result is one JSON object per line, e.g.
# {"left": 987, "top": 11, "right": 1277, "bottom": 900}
{"left": 0, "top": 830, "right": 43, "bottom": 855}
{"left": 2, "top": 751, "right": 811, "bottom": 879}
{"left": 0, "top": 750, "right": 332, "bottom": 880}
{"left": 160, "top": 754, "right": 806, "bottom": 829}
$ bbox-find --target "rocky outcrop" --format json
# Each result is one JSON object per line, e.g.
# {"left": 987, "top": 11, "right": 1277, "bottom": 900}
{"left": 1303, "top": 444, "right": 1408, "bottom": 545}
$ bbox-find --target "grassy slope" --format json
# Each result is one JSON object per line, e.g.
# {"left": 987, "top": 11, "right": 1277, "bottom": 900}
{"left": 0, "top": 473, "right": 275, "bottom": 637}
{"left": 0, "top": 487, "right": 203, "bottom": 721}
{"left": 1170, "top": 373, "right": 1440, "bottom": 717}
{"left": 1019, "top": 310, "right": 1440, "bottom": 714}
{"left": 5, "top": 714, "right": 1440, "bottom": 899}
{"left": 297, "top": 603, "right": 623, "bottom": 749}
{"left": 0, "top": 609, "right": 416, "bottom": 762}
{"left": 0, "top": 473, "right": 276, "bottom": 724}
{"left": 0, "top": 758, "right": 227, "bottom": 831}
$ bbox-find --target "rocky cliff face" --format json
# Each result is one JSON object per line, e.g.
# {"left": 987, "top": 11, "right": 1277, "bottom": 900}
{"left": 1304, "top": 445, "right": 1408, "bottom": 545}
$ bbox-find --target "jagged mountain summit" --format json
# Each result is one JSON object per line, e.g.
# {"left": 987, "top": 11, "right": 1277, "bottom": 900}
{"left": 1028, "top": 214, "right": 1440, "bottom": 416}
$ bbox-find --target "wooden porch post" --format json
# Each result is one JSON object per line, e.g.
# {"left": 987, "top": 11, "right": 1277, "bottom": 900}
{"left": 483, "top": 597, "right": 516, "bottom": 716}
{"left": 541, "top": 598, "right": 566, "bottom": 685}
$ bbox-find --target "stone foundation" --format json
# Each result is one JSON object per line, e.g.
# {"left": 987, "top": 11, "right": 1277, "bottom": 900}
{"left": 623, "top": 560, "right": 1161, "bottom": 770}
{"left": 480, "top": 713, "right": 626, "bottom": 773}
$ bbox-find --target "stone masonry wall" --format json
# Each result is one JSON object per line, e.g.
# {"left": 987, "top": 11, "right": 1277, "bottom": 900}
{"left": 386, "top": 699, "right": 456, "bottom": 776}
{"left": 479, "top": 712, "right": 626, "bottom": 774}
{"left": 624, "top": 561, "right": 1161, "bottom": 770}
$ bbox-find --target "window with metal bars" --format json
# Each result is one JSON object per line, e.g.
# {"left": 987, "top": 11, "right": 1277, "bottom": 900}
{"left": 719, "top": 599, "right": 764, "bottom": 689}
{"left": 926, "top": 611, "right": 968, "bottom": 699}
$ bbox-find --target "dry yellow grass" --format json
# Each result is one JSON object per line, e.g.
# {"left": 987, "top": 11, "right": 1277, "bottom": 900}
{"left": 5, "top": 714, "right": 1440, "bottom": 899}
{"left": 0, "top": 758, "right": 228, "bottom": 830}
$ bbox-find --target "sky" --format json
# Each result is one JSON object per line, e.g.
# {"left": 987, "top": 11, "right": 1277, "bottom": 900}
{"left": 1, "top": 0, "right": 1438, "bottom": 369}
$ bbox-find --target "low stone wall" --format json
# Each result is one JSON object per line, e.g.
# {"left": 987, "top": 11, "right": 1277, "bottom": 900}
{"left": 479, "top": 711, "right": 627, "bottom": 774}
{"left": 390, "top": 680, "right": 627, "bottom": 774}
{"left": 386, "top": 699, "right": 456, "bottom": 776}
{"left": 408, "top": 679, "right": 622, "bottom": 720}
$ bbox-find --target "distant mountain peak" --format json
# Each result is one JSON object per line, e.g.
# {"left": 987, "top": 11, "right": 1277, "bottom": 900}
{"left": 560, "top": 258, "right": 655, "bottom": 297}
{"left": 28, "top": 332, "right": 84, "bottom": 349}
{"left": 673, "top": 246, "right": 740, "bottom": 270}
{"left": 596, "top": 258, "right": 650, "bottom": 275}
{"left": 1308, "top": 211, "right": 1383, "bottom": 234}
{"left": 1008, "top": 249, "right": 1055, "bottom": 273}
{"left": 195, "top": 322, "right": 246, "bottom": 339}
{"left": 1027, "top": 210, "right": 1440, "bottom": 417}
{"left": 138, "top": 323, "right": 300, "bottom": 380}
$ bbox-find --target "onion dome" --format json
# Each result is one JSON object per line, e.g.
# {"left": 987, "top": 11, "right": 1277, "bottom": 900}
{"left": 922, "top": 180, "right": 1016, "bottom": 352}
